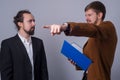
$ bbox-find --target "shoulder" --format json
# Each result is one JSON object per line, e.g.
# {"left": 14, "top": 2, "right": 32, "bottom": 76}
{"left": 1, "top": 36, "right": 16, "bottom": 44}
{"left": 102, "top": 21, "right": 115, "bottom": 26}
{"left": 31, "top": 36, "right": 43, "bottom": 42}
{"left": 100, "top": 21, "right": 116, "bottom": 30}
{"left": 1, "top": 35, "right": 17, "bottom": 47}
{"left": 31, "top": 37, "right": 44, "bottom": 47}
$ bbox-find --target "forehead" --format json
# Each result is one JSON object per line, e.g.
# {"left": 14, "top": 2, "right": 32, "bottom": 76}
{"left": 85, "top": 9, "right": 96, "bottom": 14}
{"left": 23, "top": 13, "right": 34, "bottom": 20}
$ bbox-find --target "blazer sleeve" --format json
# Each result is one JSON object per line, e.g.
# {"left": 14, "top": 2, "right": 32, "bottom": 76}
{"left": 65, "top": 21, "right": 115, "bottom": 40}
{"left": 0, "top": 40, "right": 13, "bottom": 80}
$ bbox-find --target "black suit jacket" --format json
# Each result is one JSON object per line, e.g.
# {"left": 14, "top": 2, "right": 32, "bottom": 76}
{"left": 0, "top": 34, "right": 49, "bottom": 80}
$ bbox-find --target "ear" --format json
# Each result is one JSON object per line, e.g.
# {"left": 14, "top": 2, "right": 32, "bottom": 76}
{"left": 98, "top": 12, "right": 103, "bottom": 20}
{"left": 18, "top": 22, "right": 23, "bottom": 28}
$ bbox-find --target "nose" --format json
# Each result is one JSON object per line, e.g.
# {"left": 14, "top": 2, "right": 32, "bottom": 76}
{"left": 32, "top": 21, "right": 36, "bottom": 26}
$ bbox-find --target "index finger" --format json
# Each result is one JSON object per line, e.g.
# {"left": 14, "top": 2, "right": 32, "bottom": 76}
{"left": 43, "top": 25, "right": 51, "bottom": 29}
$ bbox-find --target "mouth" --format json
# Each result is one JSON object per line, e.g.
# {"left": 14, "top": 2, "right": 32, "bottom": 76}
{"left": 87, "top": 20, "right": 92, "bottom": 24}
{"left": 31, "top": 27, "right": 35, "bottom": 31}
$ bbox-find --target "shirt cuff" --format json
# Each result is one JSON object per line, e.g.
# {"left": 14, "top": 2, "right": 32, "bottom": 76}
{"left": 64, "top": 23, "right": 70, "bottom": 35}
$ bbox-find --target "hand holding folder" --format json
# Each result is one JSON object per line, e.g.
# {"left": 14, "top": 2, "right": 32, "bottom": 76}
{"left": 61, "top": 40, "right": 92, "bottom": 70}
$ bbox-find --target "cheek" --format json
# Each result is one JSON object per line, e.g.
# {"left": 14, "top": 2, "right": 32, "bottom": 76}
{"left": 90, "top": 16, "right": 97, "bottom": 21}
{"left": 23, "top": 25, "right": 30, "bottom": 31}
{"left": 91, "top": 19, "right": 96, "bottom": 23}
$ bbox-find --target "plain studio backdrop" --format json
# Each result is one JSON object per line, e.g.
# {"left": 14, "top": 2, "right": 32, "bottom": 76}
{"left": 0, "top": 0, "right": 120, "bottom": 80}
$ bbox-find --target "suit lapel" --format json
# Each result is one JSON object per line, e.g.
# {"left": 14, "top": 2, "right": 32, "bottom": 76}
{"left": 14, "top": 34, "right": 32, "bottom": 66}
{"left": 31, "top": 37, "right": 37, "bottom": 65}
{"left": 14, "top": 35, "right": 37, "bottom": 67}
{"left": 83, "top": 40, "right": 88, "bottom": 50}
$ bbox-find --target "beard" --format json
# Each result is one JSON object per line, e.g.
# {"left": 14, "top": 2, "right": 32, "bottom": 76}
{"left": 87, "top": 19, "right": 98, "bottom": 25}
{"left": 24, "top": 27, "right": 35, "bottom": 35}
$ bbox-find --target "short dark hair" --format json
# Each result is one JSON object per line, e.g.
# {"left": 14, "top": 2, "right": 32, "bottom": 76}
{"left": 13, "top": 10, "right": 31, "bottom": 30}
{"left": 85, "top": 1, "right": 106, "bottom": 20}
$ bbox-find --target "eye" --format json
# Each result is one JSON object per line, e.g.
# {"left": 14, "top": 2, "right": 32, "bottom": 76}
{"left": 28, "top": 19, "right": 35, "bottom": 23}
{"left": 88, "top": 14, "right": 92, "bottom": 16}
{"left": 33, "top": 19, "right": 35, "bottom": 22}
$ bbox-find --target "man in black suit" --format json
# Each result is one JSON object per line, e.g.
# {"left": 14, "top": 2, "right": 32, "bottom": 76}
{"left": 0, "top": 10, "right": 49, "bottom": 80}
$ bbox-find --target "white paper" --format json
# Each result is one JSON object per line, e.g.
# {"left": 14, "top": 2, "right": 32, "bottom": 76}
{"left": 71, "top": 42, "right": 83, "bottom": 53}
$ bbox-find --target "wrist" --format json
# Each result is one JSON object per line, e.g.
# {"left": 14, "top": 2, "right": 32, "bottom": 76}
{"left": 61, "top": 23, "right": 68, "bottom": 31}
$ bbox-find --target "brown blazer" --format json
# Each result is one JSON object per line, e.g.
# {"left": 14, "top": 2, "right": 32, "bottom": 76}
{"left": 65, "top": 21, "right": 117, "bottom": 80}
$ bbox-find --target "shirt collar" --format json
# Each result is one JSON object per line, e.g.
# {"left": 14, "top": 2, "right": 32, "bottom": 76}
{"left": 18, "top": 33, "right": 32, "bottom": 44}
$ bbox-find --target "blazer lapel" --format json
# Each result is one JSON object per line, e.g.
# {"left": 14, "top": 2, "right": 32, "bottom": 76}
{"left": 31, "top": 37, "right": 37, "bottom": 65}
{"left": 83, "top": 40, "right": 88, "bottom": 51}
{"left": 14, "top": 34, "right": 32, "bottom": 66}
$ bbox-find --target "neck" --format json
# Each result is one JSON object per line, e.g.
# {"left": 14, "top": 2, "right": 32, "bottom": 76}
{"left": 18, "top": 30, "right": 30, "bottom": 40}
{"left": 96, "top": 19, "right": 103, "bottom": 25}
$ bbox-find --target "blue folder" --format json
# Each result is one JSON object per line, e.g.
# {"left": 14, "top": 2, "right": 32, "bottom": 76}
{"left": 61, "top": 40, "right": 92, "bottom": 70}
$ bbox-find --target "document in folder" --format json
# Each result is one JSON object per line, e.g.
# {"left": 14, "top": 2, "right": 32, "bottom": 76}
{"left": 61, "top": 40, "right": 92, "bottom": 70}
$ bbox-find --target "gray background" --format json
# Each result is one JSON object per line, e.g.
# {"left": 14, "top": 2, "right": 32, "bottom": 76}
{"left": 0, "top": 0, "right": 120, "bottom": 80}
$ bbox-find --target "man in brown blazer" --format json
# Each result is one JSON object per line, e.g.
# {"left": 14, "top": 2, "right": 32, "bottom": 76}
{"left": 44, "top": 1, "right": 117, "bottom": 80}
